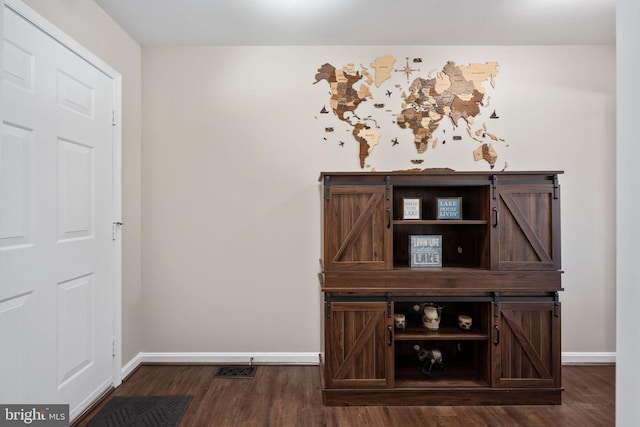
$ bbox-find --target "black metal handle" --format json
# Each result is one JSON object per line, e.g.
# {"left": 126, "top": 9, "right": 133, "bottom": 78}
{"left": 494, "top": 324, "right": 501, "bottom": 345}
{"left": 493, "top": 207, "right": 499, "bottom": 227}
{"left": 388, "top": 325, "right": 393, "bottom": 346}
{"left": 386, "top": 207, "right": 391, "bottom": 229}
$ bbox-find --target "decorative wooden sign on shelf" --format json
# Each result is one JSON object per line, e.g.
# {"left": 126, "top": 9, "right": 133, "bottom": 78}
{"left": 437, "top": 197, "right": 462, "bottom": 220}
{"left": 402, "top": 198, "right": 421, "bottom": 220}
{"left": 409, "top": 235, "right": 442, "bottom": 267}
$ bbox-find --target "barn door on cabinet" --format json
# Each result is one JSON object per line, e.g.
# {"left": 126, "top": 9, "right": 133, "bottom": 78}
{"left": 491, "top": 182, "right": 560, "bottom": 271}
{"left": 323, "top": 184, "right": 392, "bottom": 271}
{"left": 324, "top": 301, "right": 393, "bottom": 388}
{"left": 492, "top": 301, "right": 561, "bottom": 388}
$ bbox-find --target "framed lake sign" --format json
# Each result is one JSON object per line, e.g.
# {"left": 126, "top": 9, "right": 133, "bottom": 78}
{"left": 402, "top": 198, "right": 421, "bottom": 220}
{"left": 409, "top": 235, "right": 442, "bottom": 267}
{"left": 437, "top": 197, "right": 462, "bottom": 220}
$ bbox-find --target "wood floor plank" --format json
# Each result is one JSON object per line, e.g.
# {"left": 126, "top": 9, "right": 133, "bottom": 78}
{"left": 74, "top": 364, "right": 615, "bottom": 426}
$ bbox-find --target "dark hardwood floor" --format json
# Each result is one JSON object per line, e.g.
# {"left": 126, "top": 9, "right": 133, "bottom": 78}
{"left": 74, "top": 364, "right": 614, "bottom": 427}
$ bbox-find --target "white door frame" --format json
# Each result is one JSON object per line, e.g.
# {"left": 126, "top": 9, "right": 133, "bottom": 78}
{"left": 1, "top": 0, "right": 123, "bottom": 390}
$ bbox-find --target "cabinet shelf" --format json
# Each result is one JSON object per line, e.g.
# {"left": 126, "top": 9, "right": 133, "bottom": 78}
{"left": 394, "top": 352, "right": 490, "bottom": 388}
{"left": 395, "top": 326, "right": 489, "bottom": 341}
{"left": 392, "top": 266, "right": 489, "bottom": 272}
{"left": 394, "top": 219, "right": 488, "bottom": 225}
{"left": 395, "top": 364, "right": 489, "bottom": 388}
{"left": 395, "top": 377, "right": 489, "bottom": 388}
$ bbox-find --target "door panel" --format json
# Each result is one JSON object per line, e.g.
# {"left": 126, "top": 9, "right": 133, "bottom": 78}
{"left": 492, "top": 184, "right": 560, "bottom": 270}
{"left": 324, "top": 185, "right": 392, "bottom": 270}
{"left": 1, "top": 6, "right": 115, "bottom": 416}
{"left": 0, "top": 123, "right": 34, "bottom": 249}
{"left": 57, "top": 274, "right": 94, "bottom": 387}
{"left": 0, "top": 293, "right": 29, "bottom": 402}
{"left": 58, "top": 138, "right": 94, "bottom": 241}
{"left": 492, "top": 302, "right": 561, "bottom": 388}
{"left": 325, "top": 302, "right": 393, "bottom": 388}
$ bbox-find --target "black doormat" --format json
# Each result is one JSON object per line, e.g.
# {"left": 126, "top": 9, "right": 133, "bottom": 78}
{"left": 85, "top": 395, "right": 192, "bottom": 427}
{"left": 214, "top": 366, "right": 257, "bottom": 378}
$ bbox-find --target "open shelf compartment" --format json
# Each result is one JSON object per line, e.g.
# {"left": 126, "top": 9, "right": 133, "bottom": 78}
{"left": 394, "top": 341, "right": 491, "bottom": 388}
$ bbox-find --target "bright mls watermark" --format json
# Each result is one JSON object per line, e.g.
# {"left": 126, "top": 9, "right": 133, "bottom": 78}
{"left": 0, "top": 405, "right": 68, "bottom": 426}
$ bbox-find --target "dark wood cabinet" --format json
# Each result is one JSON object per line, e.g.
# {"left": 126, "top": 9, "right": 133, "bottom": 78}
{"left": 320, "top": 171, "right": 563, "bottom": 406}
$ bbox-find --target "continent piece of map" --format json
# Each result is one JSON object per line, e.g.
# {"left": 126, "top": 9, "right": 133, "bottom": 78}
{"left": 314, "top": 57, "right": 503, "bottom": 169}
{"left": 370, "top": 55, "right": 396, "bottom": 87}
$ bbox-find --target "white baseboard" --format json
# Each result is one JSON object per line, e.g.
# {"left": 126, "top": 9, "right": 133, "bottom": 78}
{"left": 121, "top": 352, "right": 319, "bottom": 378}
{"left": 562, "top": 352, "right": 616, "bottom": 364}
{"left": 121, "top": 352, "right": 144, "bottom": 379}
{"left": 120, "top": 351, "right": 613, "bottom": 379}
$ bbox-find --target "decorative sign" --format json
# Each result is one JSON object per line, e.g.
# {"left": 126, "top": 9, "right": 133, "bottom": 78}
{"left": 437, "top": 198, "right": 462, "bottom": 220}
{"left": 409, "top": 235, "right": 442, "bottom": 267}
{"left": 402, "top": 198, "right": 421, "bottom": 220}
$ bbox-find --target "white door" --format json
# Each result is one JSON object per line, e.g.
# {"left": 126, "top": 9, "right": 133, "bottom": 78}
{"left": 1, "top": 4, "right": 117, "bottom": 418}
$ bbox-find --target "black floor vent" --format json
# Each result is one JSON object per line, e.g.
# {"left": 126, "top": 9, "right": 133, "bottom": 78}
{"left": 215, "top": 366, "right": 258, "bottom": 378}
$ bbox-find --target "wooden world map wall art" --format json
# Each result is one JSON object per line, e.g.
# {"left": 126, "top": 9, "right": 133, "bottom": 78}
{"left": 313, "top": 56, "right": 507, "bottom": 170}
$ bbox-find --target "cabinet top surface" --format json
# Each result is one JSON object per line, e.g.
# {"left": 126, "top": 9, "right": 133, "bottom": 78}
{"left": 319, "top": 170, "right": 563, "bottom": 180}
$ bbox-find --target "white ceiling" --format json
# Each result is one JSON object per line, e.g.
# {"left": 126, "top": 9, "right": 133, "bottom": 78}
{"left": 94, "top": 0, "right": 616, "bottom": 47}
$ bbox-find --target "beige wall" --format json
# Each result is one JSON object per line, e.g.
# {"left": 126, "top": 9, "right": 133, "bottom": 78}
{"left": 15, "top": 0, "right": 617, "bottom": 361}
{"left": 21, "top": 0, "right": 143, "bottom": 366}
{"left": 142, "top": 45, "right": 616, "bottom": 354}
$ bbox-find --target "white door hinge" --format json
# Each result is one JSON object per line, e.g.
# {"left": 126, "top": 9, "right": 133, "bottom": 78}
{"left": 112, "top": 222, "right": 124, "bottom": 241}
{"left": 112, "top": 109, "right": 116, "bottom": 126}
{"left": 112, "top": 337, "right": 116, "bottom": 357}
